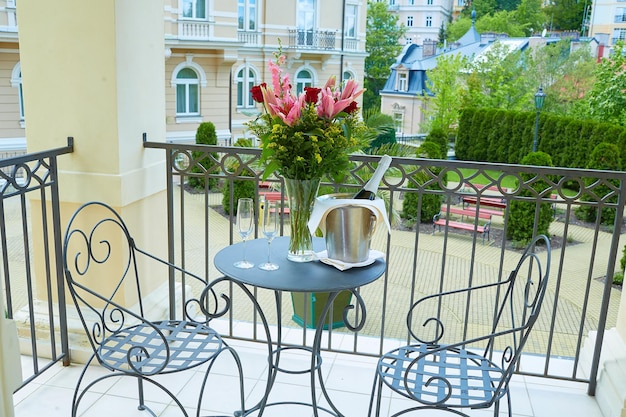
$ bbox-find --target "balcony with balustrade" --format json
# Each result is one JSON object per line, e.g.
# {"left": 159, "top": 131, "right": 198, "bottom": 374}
{"left": 1, "top": 141, "right": 625, "bottom": 417}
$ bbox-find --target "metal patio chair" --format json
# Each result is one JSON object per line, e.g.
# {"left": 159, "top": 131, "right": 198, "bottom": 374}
{"left": 369, "top": 234, "right": 551, "bottom": 417}
{"left": 62, "top": 201, "right": 245, "bottom": 417}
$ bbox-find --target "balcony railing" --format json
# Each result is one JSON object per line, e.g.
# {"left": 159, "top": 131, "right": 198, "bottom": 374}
{"left": 143, "top": 141, "right": 626, "bottom": 395}
{"left": 3, "top": 140, "right": 625, "bottom": 399}
{"left": 288, "top": 29, "right": 337, "bottom": 50}
{"left": 178, "top": 19, "right": 212, "bottom": 40}
{"left": 238, "top": 30, "right": 260, "bottom": 45}
{"left": 343, "top": 37, "right": 359, "bottom": 51}
{"left": 1, "top": 138, "right": 73, "bottom": 391}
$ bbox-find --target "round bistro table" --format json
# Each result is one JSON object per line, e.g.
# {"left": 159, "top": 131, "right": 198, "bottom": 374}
{"left": 214, "top": 236, "right": 386, "bottom": 417}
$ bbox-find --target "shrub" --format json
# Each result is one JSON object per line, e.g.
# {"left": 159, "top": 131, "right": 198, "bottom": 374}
{"left": 188, "top": 122, "right": 219, "bottom": 190}
{"left": 506, "top": 152, "right": 554, "bottom": 243}
{"left": 575, "top": 142, "right": 621, "bottom": 226}
{"left": 426, "top": 128, "right": 448, "bottom": 159}
{"left": 222, "top": 138, "right": 256, "bottom": 215}
{"left": 401, "top": 143, "right": 445, "bottom": 224}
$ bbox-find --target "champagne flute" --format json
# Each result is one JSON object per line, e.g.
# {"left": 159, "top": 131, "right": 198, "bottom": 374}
{"left": 234, "top": 198, "right": 254, "bottom": 269}
{"left": 259, "top": 200, "right": 279, "bottom": 271}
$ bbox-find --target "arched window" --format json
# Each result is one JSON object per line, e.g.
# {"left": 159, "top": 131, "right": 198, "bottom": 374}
{"left": 295, "top": 69, "right": 313, "bottom": 96}
{"left": 236, "top": 65, "right": 258, "bottom": 108}
{"left": 175, "top": 68, "right": 200, "bottom": 115}
{"left": 10, "top": 62, "right": 24, "bottom": 123}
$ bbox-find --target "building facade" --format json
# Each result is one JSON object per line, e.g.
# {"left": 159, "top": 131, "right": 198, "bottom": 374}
{"left": 382, "top": 0, "right": 454, "bottom": 46}
{"left": 587, "top": 0, "right": 626, "bottom": 47}
{"left": 0, "top": 0, "right": 368, "bottom": 155}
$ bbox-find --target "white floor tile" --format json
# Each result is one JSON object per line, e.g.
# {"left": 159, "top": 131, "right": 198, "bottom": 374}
{"left": 12, "top": 344, "right": 604, "bottom": 417}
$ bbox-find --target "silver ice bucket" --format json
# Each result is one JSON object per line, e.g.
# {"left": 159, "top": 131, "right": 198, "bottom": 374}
{"left": 321, "top": 194, "right": 377, "bottom": 263}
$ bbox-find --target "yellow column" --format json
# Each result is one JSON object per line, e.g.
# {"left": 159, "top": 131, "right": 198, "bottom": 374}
{"left": 15, "top": 0, "right": 169, "bottom": 336}
{"left": 17, "top": 0, "right": 166, "bottom": 207}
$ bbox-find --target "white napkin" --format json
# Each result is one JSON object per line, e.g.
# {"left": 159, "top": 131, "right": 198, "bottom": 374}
{"left": 316, "top": 250, "right": 385, "bottom": 271}
{"left": 307, "top": 197, "right": 391, "bottom": 236}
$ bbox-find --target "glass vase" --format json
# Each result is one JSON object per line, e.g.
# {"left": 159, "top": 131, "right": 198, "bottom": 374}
{"left": 283, "top": 177, "right": 321, "bottom": 262}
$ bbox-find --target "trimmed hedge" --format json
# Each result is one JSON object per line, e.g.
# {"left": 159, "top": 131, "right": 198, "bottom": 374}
{"left": 456, "top": 108, "right": 626, "bottom": 169}
{"left": 188, "top": 121, "right": 219, "bottom": 190}
{"left": 506, "top": 152, "right": 555, "bottom": 243}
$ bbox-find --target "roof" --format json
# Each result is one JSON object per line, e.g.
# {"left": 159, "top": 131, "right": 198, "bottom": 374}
{"left": 381, "top": 24, "right": 531, "bottom": 96}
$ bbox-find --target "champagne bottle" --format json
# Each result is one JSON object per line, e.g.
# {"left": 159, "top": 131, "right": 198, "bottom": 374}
{"left": 352, "top": 155, "right": 392, "bottom": 200}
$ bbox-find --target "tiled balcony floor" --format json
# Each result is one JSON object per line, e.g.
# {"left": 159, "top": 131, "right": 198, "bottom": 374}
{"left": 13, "top": 337, "right": 602, "bottom": 417}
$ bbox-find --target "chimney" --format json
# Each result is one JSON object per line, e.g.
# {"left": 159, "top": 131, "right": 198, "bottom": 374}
{"left": 423, "top": 39, "right": 437, "bottom": 57}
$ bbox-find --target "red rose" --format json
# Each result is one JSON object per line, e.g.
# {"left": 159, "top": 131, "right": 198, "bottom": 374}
{"left": 304, "top": 87, "right": 321, "bottom": 104}
{"left": 345, "top": 101, "right": 358, "bottom": 114}
{"left": 250, "top": 83, "right": 266, "bottom": 103}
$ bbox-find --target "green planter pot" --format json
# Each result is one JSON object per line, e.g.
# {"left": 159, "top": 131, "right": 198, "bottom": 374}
{"left": 290, "top": 290, "right": 353, "bottom": 329}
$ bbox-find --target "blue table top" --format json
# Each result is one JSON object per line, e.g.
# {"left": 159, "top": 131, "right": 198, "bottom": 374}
{"left": 214, "top": 236, "right": 386, "bottom": 292}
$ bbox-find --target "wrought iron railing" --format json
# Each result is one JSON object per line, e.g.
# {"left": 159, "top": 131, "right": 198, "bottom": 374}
{"left": 3, "top": 138, "right": 625, "bottom": 398}
{"left": 143, "top": 139, "right": 626, "bottom": 395}
{"left": 0, "top": 138, "right": 73, "bottom": 391}
{"left": 288, "top": 29, "right": 337, "bottom": 50}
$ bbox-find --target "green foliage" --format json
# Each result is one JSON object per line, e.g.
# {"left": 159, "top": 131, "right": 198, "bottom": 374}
{"left": 506, "top": 152, "right": 554, "bottom": 243}
{"left": 514, "top": 0, "right": 545, "bottom": 35}
{"left": 585, "top": 42, "right": 626, "bottom": 127}
{"left": 423, "top": 53, "right": 468, "bottom": 134}
{"left": 575, "top": 142, "right": 622, "bottom": 226}
{"left": 543, "top": 0, "right": 585, "bottom": 30}
{"left": 425, "top": 128, "right": 448, "bottom": 159}
{"left": 456, "top": 108, "right": 626, "bottom": 168}
{"left": 465, "top": 42, "right": 533, "bottom": 111}
{"left": 446, "top": 18, "right": 472, "bottom": 43}
{"left": 222, "top": 138, "right": 256, "bottom": 215}
{"left": 476, "top": 10, "right": 525, "bottom": 37}
{"left": 364, "top": 0, "right": 406, "bottom": 112}
{"left": 364, "top": 110, "right": 397, "bottom": 150}
{"left": 402, "top": 144, "right": 445, "bottom": 224}
{"left": 620, "top": 244, "right": 626, "bottom": 272}
{"left": 188, "top": 122, "right": 219, "bottom": 190}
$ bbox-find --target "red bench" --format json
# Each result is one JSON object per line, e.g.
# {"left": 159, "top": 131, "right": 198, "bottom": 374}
{"left": 433, "top": 205, "right": 492, "bottom": 244}
{"left": 462, "top": 195, "right": 506, "bottom": 210}
{"left": 260, "top": 191, "right": 290, "bottom": 214}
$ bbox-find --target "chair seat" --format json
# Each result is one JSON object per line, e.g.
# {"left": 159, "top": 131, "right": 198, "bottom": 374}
{"left": 377, "top": 344, "right": 507, "bottom": 409}
{"left": 98, "top": 320, "right": 224, "bottom": 375}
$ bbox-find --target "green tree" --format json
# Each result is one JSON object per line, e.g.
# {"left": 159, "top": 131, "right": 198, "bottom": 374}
{"left": 222, "top": 138, "right": 256, "bottom": 215}
{"left": 475, "top": 10, "right": 525, "bottom": 36}
{"left": 464, "top": 41, "right": 533, "bottom": 111}
{"left": 506, "top": 151, "right": 554, "bottom": 243}
{"left": 364, "top": 110, "right": 397, "bottom": 150}
{"left": 585, "top": 42, "right": 626, "bottom": 127}
{"left": 575, "top": 142, "right": 622, "bottom": 226}
{"left": 188, "top": 121, "right": 219, "bottom": 190}
{"left": 543, "top": 0, "right": 585, "bottom": 31}
{"left": 364, "top": 0, "right": 407, "bottom": 112}
{"left": 539, "top": 43, "right": 595, "bottom": 116}
{"left": 401, "top": 142, "right": 445, "bottom": 224}
{"left": 422, "top": 53, "right": 468, "bottom": 134}
{"left": 447, "top": 17, "right": 472, "bottom": 43}
{"left": 513, "top": 0, "right": 545, "bottom": 35}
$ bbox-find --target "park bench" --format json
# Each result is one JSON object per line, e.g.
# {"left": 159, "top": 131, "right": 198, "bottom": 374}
{"left": 260, "top": 191, "right": 290, "bottom": 214}
{"left": 433, "top": 205, "right": 492, "bottom": 244}
{"left": 462, "top": 195, "right": 506, "bottom": 211}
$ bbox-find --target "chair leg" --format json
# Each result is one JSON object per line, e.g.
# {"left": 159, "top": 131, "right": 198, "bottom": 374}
{"left": 367, "top": 371, "right": 384, "bottom": 417}
{"left": 137, "top": 376, "right": 146, "bottom": 411}
{"left": 197, "top": 345, "right": 246, "bottom": 417}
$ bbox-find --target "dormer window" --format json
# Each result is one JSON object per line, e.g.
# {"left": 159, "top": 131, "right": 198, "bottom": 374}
{"left": 397, "top": 72, "right": 408, "bottom": 92}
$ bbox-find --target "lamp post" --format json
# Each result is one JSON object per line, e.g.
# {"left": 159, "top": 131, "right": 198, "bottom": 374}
{"left": 533, "top": 86, "right": 546, "bottom": 152}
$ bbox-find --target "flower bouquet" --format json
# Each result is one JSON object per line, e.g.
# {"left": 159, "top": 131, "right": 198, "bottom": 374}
{"left": 248, "top": 51, "right": 367, "bottom": 261}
